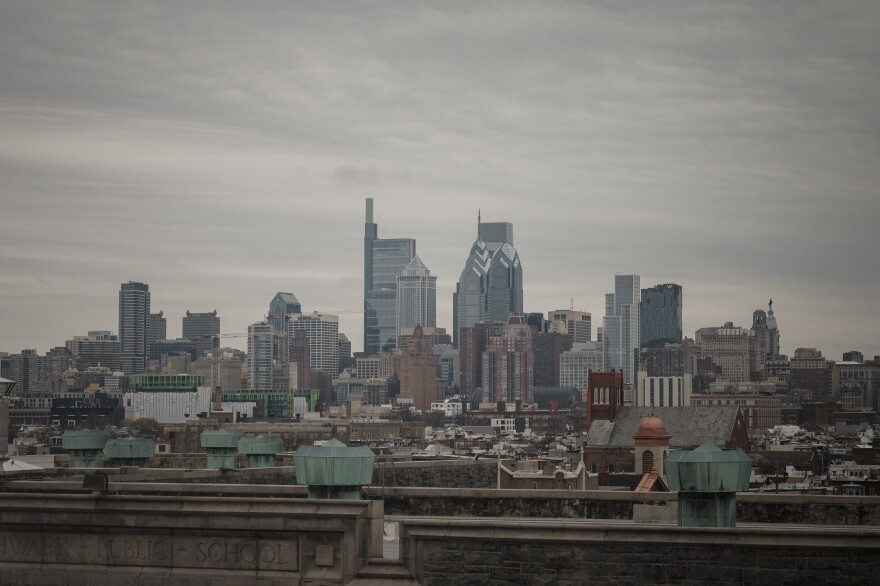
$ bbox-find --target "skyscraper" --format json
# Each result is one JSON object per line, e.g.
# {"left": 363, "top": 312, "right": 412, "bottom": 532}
{"left": 269, "top": 292, "right": 302, "bottom": 336}
{"left": 290, "top": 312, "right": 339, "bottom": 375}
{"left": 396, "top": 255, "right": 436, "bottom": 346}
{"left": 453, "top": 217, "right": 523, "bottom": 346}
{"left": 603, "top": 275, "right": 640, "bottom": 385}
{"left": 399, "top": 325, "right": 438, "bottom": 412}
{"left": 364, "top": 198, "right": 416, "bottom": 353}
{"left": 548, "top": 310, "right": 592, "bottom": 344}
{"left": 640, "top": 284, "right": 682, "bottom": 348}
{"left": 247, "top": 321, "right": 274, "bottom": 389}
{"left": 119, "top": 281, "right": 150, "bottom": 374}
{"left": 182, "top": 310, "right": 220, "bottom": 357}
{"left": 482, "top": 316, "right": 533, "bottom": 404}
{"left": 751, "top": 299, "right": 781, "bottom": 361}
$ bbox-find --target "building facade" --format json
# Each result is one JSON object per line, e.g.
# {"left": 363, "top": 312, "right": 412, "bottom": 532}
{"left": 182, "top": 310, "right": 220, "bottom": 357}
{"left": 635, "top": 372, "right": 693, "bottom": 407}
{"left": 482, "top": 316, "right": 533, "bottom": 404}
{"left": 560, "top": 343, "right": 604, "bottom": 390}
{"left": 247, "top": 322, "right": 274, "bottom": 390}
{"left": 364, "top": 198, "right": 417, "bottom": 354}
{"left": 290, "top": 312, "right": 340, "bottom": 376}
{"left": 66, "top": 331, "right": 121, "bottom": 372}
{"left": 453, "top": 219, "right": 523, "bottom": 347}
{"left": 603, "top": 275, "right": 640, "bottom": 386}
{"left": 396, "top": 255, "right": 437, "bottom": 346}
{"left": 639, "top": 283, "right": 682, "bottom": 348}
{"left": 547, "top": 310, "right": 591, "bottom": 345}
{"left": 398, "top": 326, "right": 438, "bottom": 412}
{"left": 119, "top": 281, "right": 151, "bottom": 375}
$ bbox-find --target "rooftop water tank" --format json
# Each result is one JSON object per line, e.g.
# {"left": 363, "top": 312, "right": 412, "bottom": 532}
{"left": 294, "top": 439, "right": 375, "bottom": 499}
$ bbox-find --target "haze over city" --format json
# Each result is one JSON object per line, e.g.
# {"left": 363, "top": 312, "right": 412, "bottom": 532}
{"left": 1, "top": 2, "right": 878, "bottom": 359}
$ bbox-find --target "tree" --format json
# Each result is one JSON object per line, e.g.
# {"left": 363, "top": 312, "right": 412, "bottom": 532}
{"left": 126, "top": 417, "right": 159, "bottom": 438}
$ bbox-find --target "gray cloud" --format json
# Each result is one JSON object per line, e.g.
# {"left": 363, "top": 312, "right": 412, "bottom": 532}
{"left": 1, "top": 1, "right": 878, "bottom": 360}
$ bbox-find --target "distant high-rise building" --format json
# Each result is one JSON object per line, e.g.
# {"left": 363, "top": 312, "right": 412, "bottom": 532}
{"left": 247, "top": 321, "right": 274, "bottom": 389}
{"left": 636, "top": 372, "right": 692, "bottom": 407}
{"left": 364, "top": 198, "right": 417, "bottom": 353}
{"left": 396, "top": 255, "right": 436, "bottom": 346}
{"left": 182, "top": 310, "right": 220, "bottom": 357}
{"left": 482, "top": 316, "right": 533, "bottom": 404}
{"left": 290, "top": 312, "right": 339, "bottom": 375}
{"left": 147, "top": 311, "right": 166, "bottom": 348}
{"left": 640, "top": 284, "right": 682, "bottom": 348}
{"left": 560, "top": 343, "right": 604, "bottom": 390}
{"left": 119, "top": 281, "right": 151, "bottom": 374}
{"left": 289, "top": 330, "right": 312, "bottom": 390}
{"left": 399, "top": 325, "right": 438, "bottom": 412}
{"left": 338, "top": 333, "right": 353, "bottom": 374}
{"left": 397, "top": 327, "right": 451, "bottom": 353}
{"left": 751, "top": 299, "right": 781, "bottom": 361}
{"left": 453, "top": 217, "right": 523, "bottom": 346}
{"left": 603, "top": 275, "right": 640, "bottom": 385}
{"left": 789, "top": 347, "right": 831, "bottom": 400}
{"left": 458, "top": 321, "right": 504, "bottom": 397}
{"left": 547, "top": 310, "right": 591, "bottom": 344}
{"left": 269, "top": 292, "right": 302, "bottom": 335}
{"left": 532, "top": 331, "right": 573, "bottom": 387}
{"left": 695, "top": 322, "right": 758, "bottom": 383}
{"left": 66, "top": 331, "right": 121, "bottom": 372}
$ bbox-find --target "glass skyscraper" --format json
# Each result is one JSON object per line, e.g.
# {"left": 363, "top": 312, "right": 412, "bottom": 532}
{"left": 396, "top": 255, "right": 436, "bottom": 347}
{"left": 364, "top": 198, "right": 416, "bottom": 353}
{"left": 640, "top": 284, "right": 682, "bottom": 348}
{"left": 603, "top": 274, "right": 640, "bottom": 385}
{"left": 453, "top": 219, "right": 523, "bottom": 347}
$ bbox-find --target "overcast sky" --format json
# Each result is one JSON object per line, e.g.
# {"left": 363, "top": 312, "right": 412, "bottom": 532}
{"left": 1, "top": 1, "right": 878, "bottom": 361}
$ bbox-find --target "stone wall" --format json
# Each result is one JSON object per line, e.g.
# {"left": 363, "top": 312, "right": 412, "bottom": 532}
{"left": 401, "top": 518, "right": 880, "bottom": 585}
{"left": 367, "top": 487, "right": 880, "bottom": 526}
{"left": 373, "top": 459, "right": 497, "bottom": 488}
{"left": 0, "top": 491, "right": 382, "bottom": 585}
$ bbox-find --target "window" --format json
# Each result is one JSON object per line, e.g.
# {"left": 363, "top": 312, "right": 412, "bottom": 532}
{"left": 642, "top": 451, "right": 654, "bottom": 472}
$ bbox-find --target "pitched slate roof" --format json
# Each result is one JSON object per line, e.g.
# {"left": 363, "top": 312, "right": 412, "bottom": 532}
{"left": 586, "top": 406, "right": 741, "bottom": 448}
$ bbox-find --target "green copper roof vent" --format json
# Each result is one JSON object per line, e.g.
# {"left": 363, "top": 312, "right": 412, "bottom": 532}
{"left": 200, "top": 429, "right": 243, "bottom": 469}
{"left": 238, "top": 435, "right": 282, "bottom": 469}
{"left": 105, "top": 438, "right": 155, "bottom": 467}
{"left": 62, "top": 430, "right": 110, "bottom": 468}
{"left": 294, "top": 439, "right": 375, "bottom": 499}
{"left": 665, "top": 443, "right": 752, "bottom": 528}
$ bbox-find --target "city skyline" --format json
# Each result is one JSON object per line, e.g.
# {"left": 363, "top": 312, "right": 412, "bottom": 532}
{"left": 1, "top": 3, "right": 878, "bottom": 360}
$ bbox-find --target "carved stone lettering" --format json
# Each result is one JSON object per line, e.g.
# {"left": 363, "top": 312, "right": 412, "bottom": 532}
{"left": 0, "top": 532, "right": 298, "bottom": 572}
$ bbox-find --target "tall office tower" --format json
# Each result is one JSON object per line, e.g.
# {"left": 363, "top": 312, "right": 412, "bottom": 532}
{"left": 269, "top": 292, "right": 302, "bottom": 335}
{"left": 482, "top": 316, "right": 534, "bottom": 404}
{"left": 560, "top": 344, "right": 604, "bottom": 390}
{"left": 338, "top": 333, "right": 353, "bottom": 374}
{"left": 289, "top": 330, "right": 312, "bottom": 390}
{"left": 247, "top": 321, "right": 274, "bottom": 389}
{"left": 66, "top": 331, "right": 121, "bottom": 372}
{"left": 182, "top": 310, "right": 220, "bottom": 357}
{"left": 119, "top": 281, "right": 151, "bottom": 374}
{"left": 751, "top": 299, "right": 781, "bottom": 361}
{"left": 399, "top": 325, "right": 438, "bottom": 412}
{"left": 364, "top": 198, "right": 417, "bottom": 353}
{"left": 532, "top": 331, "right": 573, "bottom": 387}
{"left": 193, "top": 353, "right": 243, "bottom": 389}
{"left": 789, "top": 347, "right": 831, "bottom": 399}
{"left": 639, "top": 284, "right": 682, "bottom": 348}
{"left": 6, "top": 349, "right": 71, "bottom": 395}
{"left": 458, "top": 320, "right": 505, "bottom": 397}
{"left": 290, "top": 312, "right": 339, "bottom": 375}
{"left": 396, "top": 256, "right": 437, "bottom": 346}
{"left": 602, "top": 275, "right": 640, "bottom": 385}
{"left": 547, "top": 310, "right": 591, "bottom": 344}
{"left": 453, "top": 217, "right": 523, "bottom": 347}
{"left": 694, "top": 322, "right": 757, "bottom": 383}
{"left": 147, "top": 311, "right": 166, "bottom": 348}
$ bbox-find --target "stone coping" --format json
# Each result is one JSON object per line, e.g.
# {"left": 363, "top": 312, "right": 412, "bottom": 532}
{"left": 398, "top": 517, "right": 880, "bottom": 551}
